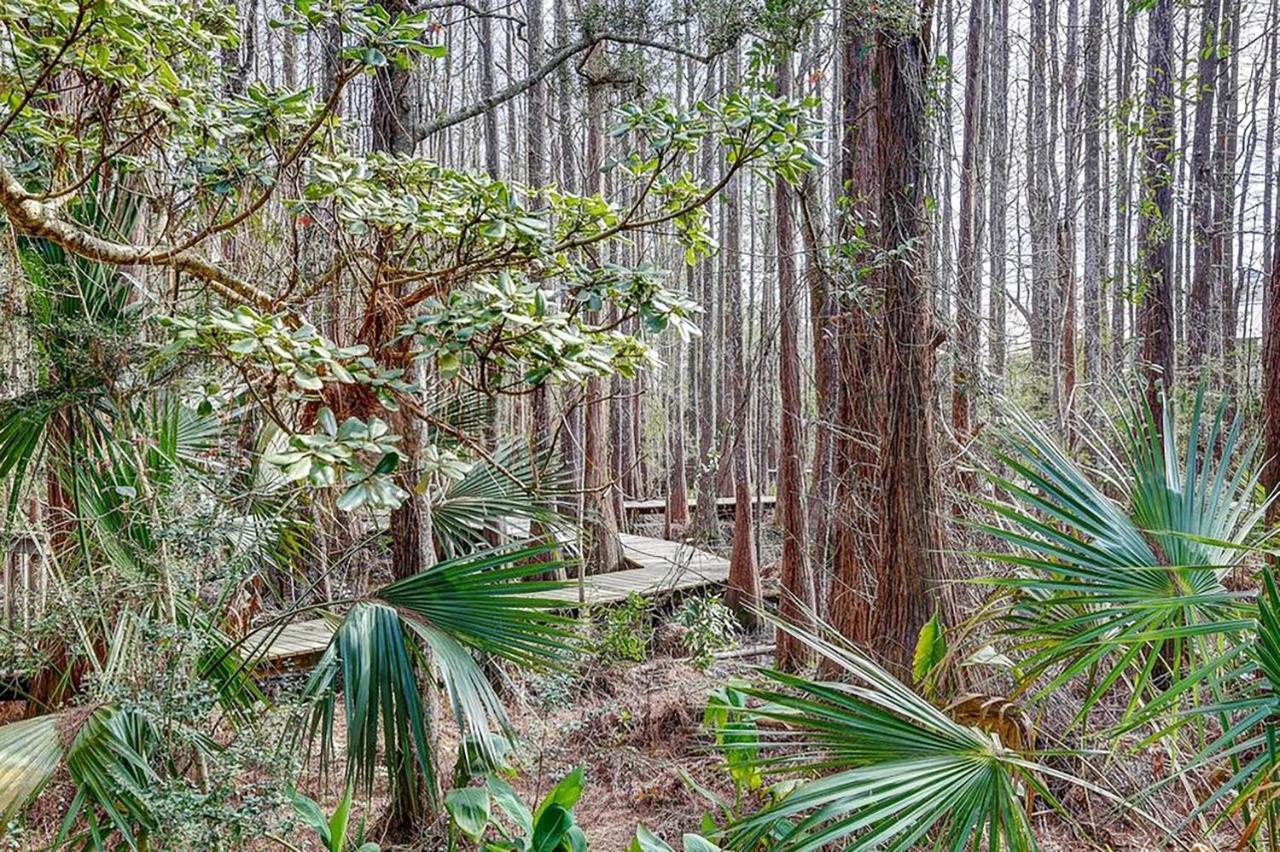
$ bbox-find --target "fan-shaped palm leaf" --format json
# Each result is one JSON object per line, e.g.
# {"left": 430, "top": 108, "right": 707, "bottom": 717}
{"left": 977, "top": 392, "right": 1266, "bottom": 712}
{"left": 723, "top": 619, "right": 1064, "bottom": 851}
{"left": 303, "top": 542, "right": 575, "bottom": 802}
{"left": 430, "top": 442, "right": 572, "bottom": 559}
{"left": 0, "top": 705, "right": 156, "bottom": 848}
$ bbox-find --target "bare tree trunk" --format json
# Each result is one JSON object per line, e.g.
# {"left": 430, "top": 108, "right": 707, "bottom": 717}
{"left": 479, "top": 0, "right": 500, "bottom": 177}
{"left": 1111, "top": 0, "right": 1134, "bottom": 372}
{"left": 723, "top": 51, "right": 761, "bottom": 626}
{"left": 774, "top": 52, "right": 814, "bottom": 670}
{"left": 1080, "top": 0, "right": 1103, "bottom": 399}
{"left": 1137, "top": 0, "right": 1176, "bottom": 422}
{"left": 693, "top": 96, "right": 720, "bottom": 542}
{"left": 582, "top": 47, "right": 623, "bottom": 574}
{"left": 1215, "top": 0, "right": 1240, "bottom": 398}
{"left": 1264, "top": 223, "right": 1280, "bottom": 527}
{"left": 1185, "top": 0, "right": 1221, "bottom": 370}
{"left": 870, "top": 20, "right": 945, "bottom": 676}
{"left": 988, "top": 0, "right": 1009, "bottom": 392}
{"left": 951, "top": 0, "right": 984, "bottom": 448}
{"left": 826, "top": 0, "right": 880, "bottom": 652}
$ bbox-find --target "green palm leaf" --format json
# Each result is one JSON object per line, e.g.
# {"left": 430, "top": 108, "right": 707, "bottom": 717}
{"left": 724, "top": 620, "right": 1054, "bottom": 851}
{"left": 978, "top": 392, "right": 1266, "bottom": 711}
{"left": 430, "top": 442, "right": 572, "bottom": 559}
{"left": 0, "top": 713, "right": 62, "bottom": 819}
{"left": 304, "top": 543, "right": 576, "bottom": 802}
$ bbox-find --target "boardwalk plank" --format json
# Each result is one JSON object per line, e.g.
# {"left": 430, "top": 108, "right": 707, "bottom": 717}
{"left": 255, "top": 534, "right": 730, "bottom": 662}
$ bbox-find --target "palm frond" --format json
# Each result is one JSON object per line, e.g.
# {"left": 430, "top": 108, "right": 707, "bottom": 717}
{"left": 724, "top": 619, "right": 1053, "bottom": 851}
{"left": 303, "top": 543, "right": 576, "bottom": 799}
{"left": 430, "top": 442, "right": 572, "bottom": 559}
{"left": 303, "top": 602, "right": 435, "bottom": 806}
{"left": 373, "top": 542, "right": 576, "bottom": 668}
{"left": 978, "top": 393, "right": 1263, "bottom": 709}
{"left": 0, "top": 713, "right": 63, "bottom": 819}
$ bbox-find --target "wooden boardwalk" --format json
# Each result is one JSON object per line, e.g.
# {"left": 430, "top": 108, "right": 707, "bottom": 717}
{"left": 624, "top": 494, "right": 776, "bottom": 516}
{"left": 255, "top": 532, "right": 730, "bottom": 663}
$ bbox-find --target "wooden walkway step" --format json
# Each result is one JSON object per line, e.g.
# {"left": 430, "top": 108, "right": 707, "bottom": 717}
{"left": 254, "top": 533, "right": 731, "bottom": 663}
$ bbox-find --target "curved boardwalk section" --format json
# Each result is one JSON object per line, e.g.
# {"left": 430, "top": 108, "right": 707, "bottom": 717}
{"left": 256, "top": 533, "right": 729, "bottom": 664}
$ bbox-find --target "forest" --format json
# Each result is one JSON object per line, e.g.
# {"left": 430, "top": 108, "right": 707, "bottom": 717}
{"left": 1, "top": 0, "right": 1279, "bottom": 847}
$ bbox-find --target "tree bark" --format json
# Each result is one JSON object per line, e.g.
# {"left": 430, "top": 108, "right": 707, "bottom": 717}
{"left": 1264, "top": 223, "right": 1280, "bottom": 527}
{"left": 1137, "top": 0, "right": 1176, "bottom": 422}
{"left": 826, "top": 0, "right": 881, "bottom": 652}
{"left": 722, "top": 51, "right": 761, "bottom": 625}
{"left": 582, "top": 46, "right": 623, "bottom": 574}
{"left": 1185, "top": 0, "right": 1222, "bottom": 370}
{"left": 774, "top": 52, "right": 815, "bottom": 670}
{"left": 869, "top": 20, "right": 945, "bottom": 676}
{"left": 1080, "top": 0, "right": 1103, "bottom": 396}
{"left": 951, "top": 0, "right": 984, "bottom": 447}
{"left": 988, "top": 0, "right": 1009, "bottom": 392}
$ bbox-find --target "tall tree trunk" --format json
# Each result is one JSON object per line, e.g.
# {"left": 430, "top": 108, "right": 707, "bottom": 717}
{"left": 1215, "top": 0, "right": 1240, "bottom": 398}
{"left": 826, "top": 0, "right": 881, "bottom": 651}
{"left": 1185, "top": 0, "right": 1221, "bottom": 370}
{"left": 1137, "top": 0, "right": 1176, "bottom": 422}
{"left": 870, "top": 19, "right": 945, "bottom": 675}
{"left": 774, "top": 52, "right": 815, "bottom": 670}
{"left": 1111, "top": 0, "right": 1134, "bottom": 372}
{"left": 582, "top": 47, "right": 623, "bottom": 574}
{"left": 988, "top": 0, "right": 1009, "bottom": 392}
{"left": 723, "top": 51, "right": 761, "bottom": 625}
{"left": 1264, "top": 223, "right": 1280, "bottom": 528}
{"left": 692, "top": 96, "right": 720, "bottom": 541}
{"left": 951, "top": 0, "right": 984, "bottom": 447}
{"left": 1059, "top": 0, "right": 1079, "bottom": 429}
{"left": 1080, "top": 0, "right": 1103, "bottom": 398}
{"left": 479, "top": 0, "right": 500, "bottom": 177}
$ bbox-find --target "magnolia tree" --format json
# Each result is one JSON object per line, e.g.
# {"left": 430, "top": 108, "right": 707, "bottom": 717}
{"left": 0, "top": 0, "right": 816, "bottom": 842}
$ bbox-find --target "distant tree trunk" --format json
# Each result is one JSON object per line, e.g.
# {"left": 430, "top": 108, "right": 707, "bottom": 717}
{"left": 582, "top": 47, "right": 624, "bottom": 574}
{"left": 1185, "top": 0, "right": 1221, "bottom": 370}
{"left": 774, "top": 52, "right": 815, "bottom": 670}
{"left": 282, "top": 13, "right": 297, "bottom": 90}
{"left": 951, "top": 0, "right": 984, "bottom": 448}
{"left": 1080, "top": 0, "right": 1103, "bottom": 397}
{"left": 1215, "top": 0, "right": 1240, "bottom": 398}
{"left": 988, "top": 0, "right": 1009, "bottom": 391}
{"left": 1265, "top": 224, "right": 1280, "bottom": 528}
{"left": 1058, "top": 221, "right": 1077, "bottom": 428}
{"left": 1137, "top": 0, "right": 1176, "bottom": 422}
{"left": 666, "top": 275, "right": 691, "bottom": 536}
{"left": 479, "top": 0, "right": 500, "bottom": 177}
{"left": 666, "top": 49, "right": 694, "bottom": 537}
{"left": 723, "top": 51, "right": 761, "bottom": 626}
{"left": 870, "top": 20, "right": 945, "bottom": 675}
{"left": 693, "top": 105, "right": 720, "bottom": 542}
{"left": 371, "top": 0, "right": 414, "bottom": 155}
{"left": 1028, "top": 0, "right": 1054, "bottom": 388}
{"left": 1059, "top": 0, "right": 1079, "bottom": 429}
{"left": 1111, "top": 0, "right": 1134, "bottom": 372}
{"left": 527, "top": 0, "right": 548, "bottom": 451}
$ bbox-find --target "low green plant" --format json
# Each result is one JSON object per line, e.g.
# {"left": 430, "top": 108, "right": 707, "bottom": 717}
{"left": 676, "top": 596, "right": 737, "bottom": 669}
{"left": 594, "top": 594, "right": 653, "bottom": 663}
{"left": 444, "top": 766, "right": 587, "bottom": 851}
{"left": 287, "top": 785, "right": 379, "bottom": 852}
{"left": 630, "top": 824, "right": 722, "bottom": 851}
